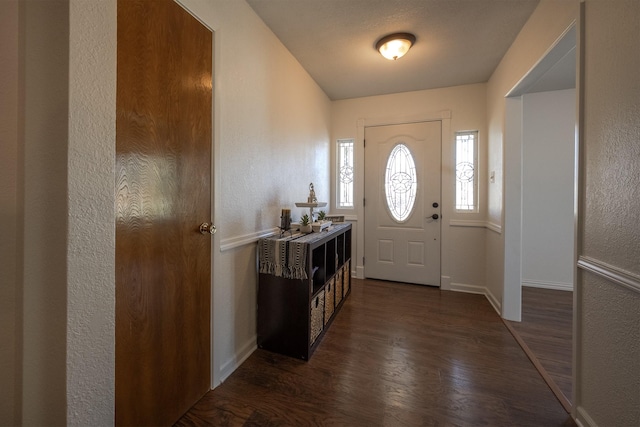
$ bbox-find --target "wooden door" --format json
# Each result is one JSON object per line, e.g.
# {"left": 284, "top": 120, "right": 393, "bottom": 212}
{"left": 115, "top": 0, "right": 212, "bottom": 425}
{"left": 364, "top": 121, "right": 441, "bottom": 286}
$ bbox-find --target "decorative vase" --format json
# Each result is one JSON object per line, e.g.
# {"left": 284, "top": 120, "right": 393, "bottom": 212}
{"left": 300, "top": 224, "right": 312, "bottom": 233}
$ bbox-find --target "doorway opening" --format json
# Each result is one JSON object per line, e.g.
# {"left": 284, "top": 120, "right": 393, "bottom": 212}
{"left": 503, "top": 24, "right": 577, "bottom": 410}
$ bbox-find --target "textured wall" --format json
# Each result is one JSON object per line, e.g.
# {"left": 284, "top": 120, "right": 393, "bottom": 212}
{"left": 66, "top": 0, "right": 117, "bottom": 425}
{"left": 577, "top": 1, "right": 640, "bottom": 425}
{"left": 485, "top": 0, "right": 579, "bottom": 308}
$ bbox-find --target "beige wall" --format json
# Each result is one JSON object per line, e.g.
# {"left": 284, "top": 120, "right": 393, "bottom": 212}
{"left": 576, "top": 1, "right": 640, "bottom": 425}
{"left": 331, "top": 84, "right": 490, "bottom": 303}
{"left": 0, "top": 1, "right": 20, "bottom": 424}
{"left": 485, "top": 0, "right": 579, "bottom": 310}
{"left": 22, "top": 0, "right": 71, "bottom": 424}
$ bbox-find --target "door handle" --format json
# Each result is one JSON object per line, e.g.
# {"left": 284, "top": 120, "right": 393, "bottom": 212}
{"left": 431, "top": 214, "right": 439, "bottom": 220}
{"left": 199, "top": 223, "right": 216, "bottom": 235}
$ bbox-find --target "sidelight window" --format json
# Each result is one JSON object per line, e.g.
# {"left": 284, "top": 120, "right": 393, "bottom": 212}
{"left": 337, "top": 139, "right": 354, "bottom": 208}
{"left": 455, "top": 131, "right": 478, "bottom": 211}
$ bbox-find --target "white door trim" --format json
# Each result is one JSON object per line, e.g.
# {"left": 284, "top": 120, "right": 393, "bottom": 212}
{"left": 354, "top": 111, "right": 451, "bottom": 281}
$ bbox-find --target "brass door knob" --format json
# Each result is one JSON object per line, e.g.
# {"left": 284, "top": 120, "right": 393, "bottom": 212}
{"left": 200, "top": 223, "right": 216, "bottom": 235}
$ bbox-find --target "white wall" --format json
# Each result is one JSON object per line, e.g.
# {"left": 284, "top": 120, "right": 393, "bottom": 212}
{"left": 67, "top": 0, "right": 117, "bottom": 424}
{"left": 486, "top": 0, "right": 579, "bottom": 314}
{"left": 522, "top": 89, "right": 575, "bottom": 290}
{"left": 576, "top": 1, "right": 640, "bottom": 425}
{"left": 331, "top": 84, "right": 489, "bottom": 302}
{"left": 177, "top": 0, "right": 332, "bottom": 385}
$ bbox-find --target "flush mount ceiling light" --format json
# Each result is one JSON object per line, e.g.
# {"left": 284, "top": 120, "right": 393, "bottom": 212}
{"left": 376, "top": 32, "right": 416, "bottom": 60}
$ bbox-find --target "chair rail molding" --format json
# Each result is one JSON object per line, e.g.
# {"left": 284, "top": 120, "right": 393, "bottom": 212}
{"left": 577, "top": 255, "right": 640, "bottom": 294}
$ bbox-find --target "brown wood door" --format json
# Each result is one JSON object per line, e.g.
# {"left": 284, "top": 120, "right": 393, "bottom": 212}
{"left": 115, "top": 0, "right": 212, "bottom": 425}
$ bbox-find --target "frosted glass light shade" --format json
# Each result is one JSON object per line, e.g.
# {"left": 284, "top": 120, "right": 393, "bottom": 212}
{"left": 376, "top": 33, "right": 416, "bottom": 60}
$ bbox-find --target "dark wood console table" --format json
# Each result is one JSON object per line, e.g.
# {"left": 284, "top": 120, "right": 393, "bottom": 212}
{"left": 257, "top": 223, "right": 352, "bottom": 360}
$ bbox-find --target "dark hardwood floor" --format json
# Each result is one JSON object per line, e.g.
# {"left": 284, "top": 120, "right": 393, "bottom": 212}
{"left": 505, "top": 286, "right": 573, "bottom": 411}
{"left": 176, "top": 279, "right": 575, "bottom": 426}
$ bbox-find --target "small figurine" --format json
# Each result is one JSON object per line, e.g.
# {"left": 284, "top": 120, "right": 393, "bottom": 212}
{"left": 308, "top": 182, "right": 317, "bottom": 203}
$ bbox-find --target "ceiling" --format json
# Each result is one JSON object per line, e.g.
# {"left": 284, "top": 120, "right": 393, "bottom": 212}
{"left": 246, "top": 0, "right": 543, "bottom": 100}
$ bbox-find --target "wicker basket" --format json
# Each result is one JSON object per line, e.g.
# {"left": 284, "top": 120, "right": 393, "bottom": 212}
{"left": 335, "top": 268, "right": 343, "bottom": 305}
{"left": 343, "top": 260, "right": 350, "bottom": 296}
{"left": 310, "top": 291, "right": 325, "bottom": 344}
{"left": 324, "top": 278, "right": 335, "bottom": 324}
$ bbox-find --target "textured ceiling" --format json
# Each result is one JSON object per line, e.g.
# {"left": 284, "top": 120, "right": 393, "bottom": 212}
{"left": 246, "top": 0, "right": 541, "bottom": 100}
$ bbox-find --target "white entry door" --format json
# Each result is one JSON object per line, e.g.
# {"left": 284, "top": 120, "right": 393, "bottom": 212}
{"left": 364, "top": 121, "right": 441, "bottom": 286}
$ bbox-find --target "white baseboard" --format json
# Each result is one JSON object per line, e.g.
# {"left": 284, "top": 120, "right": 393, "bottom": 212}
{"left": 217, "top": 336, "right": 257, "bottom": 386}
{"left": 440, "top": 275, "right": 451, "bottom": 290}
{"left": 522, "top": 279, "right": 573, "bottom": 291}
{"left": 356, "top": 265, "right": 365, "bottom": 279}
{"left": 449, "top": 282, "right": 501, "bottom": 316}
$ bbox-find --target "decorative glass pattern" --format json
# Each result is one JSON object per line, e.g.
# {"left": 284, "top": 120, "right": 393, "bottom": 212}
{"left": 385, "top": 143, "right": 417, "bottom": 222}
{"left": 337, "top": 139, "right": 354, "bottom": 208}
{"left": 455, "top": 131, "right": 478, "bottom": 211}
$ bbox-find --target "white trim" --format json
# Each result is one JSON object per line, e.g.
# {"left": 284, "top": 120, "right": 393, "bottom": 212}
{"left": 440, "top": 275, "right": 451, "bottom": 291}
{"left": 218, "top": 337, "right": 257, "bottom": 385}
{"left": 578, "top": 256, "right": 640, "bottom": 294}
{"left": 220, "top": 228, "right": 278, "bottom": 252}
{"left": 575, "top": 406, "right": 598, "bottom": 427}
{"left": 449, "top": 282, "right": 501, "bottom": 316}
{"left": 449, "top": 219, "right": 486, "bottom": 228}
{"left": 486, "top": 222, "right": 502, "bottom": 234}
{"left": 522, "top": 279, "right": 573, "bottom": 291}
{"left": 448, "top": 219, "right": 502, "bottom": 234}
{"left": 220, "top": 220, "right": 357, "bottom": 252}
{"left": 360, "top": 114, "right": 449, "bottom": 286}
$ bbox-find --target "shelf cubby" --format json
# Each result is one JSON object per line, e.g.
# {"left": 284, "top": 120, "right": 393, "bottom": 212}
{"left": 257, "top": 223, "right": 352, "bottom": 360}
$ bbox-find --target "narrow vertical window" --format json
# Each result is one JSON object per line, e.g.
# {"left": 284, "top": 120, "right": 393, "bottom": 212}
{"left": 455, "top": 131, "right": 478, "bottom": 212}
{"left": 337, "top": 139, "right": 354, "bottom": 208}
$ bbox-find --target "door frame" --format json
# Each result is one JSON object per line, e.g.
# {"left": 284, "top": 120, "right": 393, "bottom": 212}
{"left": 355, "top": 111, "right": 451, "bottom": 285}
{"left": 503, "top": 23, "right": 577, "bottom": 321}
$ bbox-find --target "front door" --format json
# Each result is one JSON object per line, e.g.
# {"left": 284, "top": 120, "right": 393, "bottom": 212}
{"left": 115, "top": 0, "right": 213, "bottom": 425}
{"left": 364, "top": 121, "right": 441, "bottom": 286}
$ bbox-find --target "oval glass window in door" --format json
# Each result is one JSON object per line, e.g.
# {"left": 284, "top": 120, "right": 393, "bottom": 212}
{"left": 385, "top": 143, "right": 417, "bottom": 222}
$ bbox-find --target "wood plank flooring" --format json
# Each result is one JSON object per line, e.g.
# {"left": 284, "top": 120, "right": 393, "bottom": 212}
{"left": 175, "top": 279, "right": 575, "bottom": 426}
{"left": 505, "top": 287, "right": 573, "bottom": 408}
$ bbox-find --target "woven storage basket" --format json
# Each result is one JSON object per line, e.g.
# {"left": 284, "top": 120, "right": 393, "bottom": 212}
{"left": 335, "top": 268, "right": 343, "bottom": 305}
{"left": 324, "top": 278, "right": 335, "bottom": 324}
{"left": 343, "top": 260, "right": 350, "bottom": 296}
{"left": 310, "top": 291, "right": 325, "bottom": 344}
